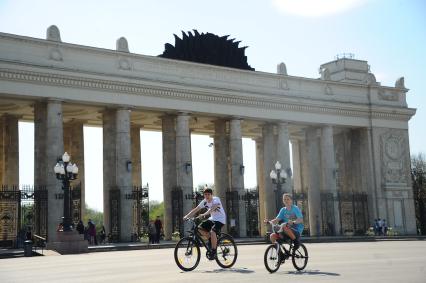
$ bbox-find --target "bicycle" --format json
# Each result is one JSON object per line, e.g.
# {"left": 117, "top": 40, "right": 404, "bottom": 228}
{"left": 264, "top": 221, "right": 308, "bottom": 273}
{"left": 174, "top": 218, "right": 238, "bottom": 271}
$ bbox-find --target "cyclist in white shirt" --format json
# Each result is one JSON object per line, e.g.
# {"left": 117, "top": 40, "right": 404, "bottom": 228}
{"left": 183, "top": 188, "right": 226, "bottom": 259}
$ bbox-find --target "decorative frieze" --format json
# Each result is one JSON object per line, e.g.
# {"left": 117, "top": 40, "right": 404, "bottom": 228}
{"left": 0, "top": 68, "right": 414, "bottom": 122}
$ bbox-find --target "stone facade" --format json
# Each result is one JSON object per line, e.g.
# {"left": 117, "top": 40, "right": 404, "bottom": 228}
{"left": 0, "top": 27, "right": 418, "bottom": 244}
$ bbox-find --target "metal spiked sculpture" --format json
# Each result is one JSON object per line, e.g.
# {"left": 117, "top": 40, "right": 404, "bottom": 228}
{"left": 159, "top": 30, "right": 254, "bottom": 71}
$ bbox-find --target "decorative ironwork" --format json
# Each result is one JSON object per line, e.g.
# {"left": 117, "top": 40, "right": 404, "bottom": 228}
{"left": 109, "top": 189, "right": 120, "bottom": 242}
{"left": 226, "top": 191, "right": 240, "bottom": 237}
{"left": 0, "top": 185, "right": 47, "bottom": 248}
{"left": 184, "top": 188, "right": 204, "bottom": 208}
{"left": 131, "top": 185, "right": 149, "bottom": 238}
{"left": 71, "top": 183, "right": 81, "bottom": 227}
{"left": 321, "top": 193, "right": 336, "bottom": 236}
{"left": 244, "top": 188, "right": 260, "bottom": 237}
{"left": 34, "top": 187, "right": 48, "bottom": 240}
{"left": 171, "top": 187, "right": 183, "bottom": 236}
{"left": 160, "top": 30, "right": 255, "bottom": 71}
{"left": 338, "top": 192, "right": 369, "bottom": 235}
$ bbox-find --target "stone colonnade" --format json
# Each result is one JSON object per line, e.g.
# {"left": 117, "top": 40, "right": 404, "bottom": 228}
{"left": 1, "top": 101, "right": 415, "bottom": 242}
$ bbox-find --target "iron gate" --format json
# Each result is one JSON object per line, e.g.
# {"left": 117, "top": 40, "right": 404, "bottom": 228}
{"left": 320, "top": 192, "right": 336, "bottom": 236}
{"left": 131, "top": 185, "right": 149, "bottom": 238}
{"left": 226, "top": 191, "right": 239, "bottom": 237}
{"left": 338, "top": 192, "right": 369, "bottom": 235}
{"left": 109, "top": 189, "right": 120, "bottom": 242}
{"left": 0, "top": 185, "right": 48, "bottom": 248}
{"left": 171, "top": 187, "right": 183, "bottom": 236}
{"left": 244, "top": 188, "right": 260, "bottom": 237}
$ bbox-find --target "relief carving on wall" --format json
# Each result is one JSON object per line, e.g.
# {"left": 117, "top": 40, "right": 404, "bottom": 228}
{"left": 380, "top": 130, "right": 408, "bottom": 186}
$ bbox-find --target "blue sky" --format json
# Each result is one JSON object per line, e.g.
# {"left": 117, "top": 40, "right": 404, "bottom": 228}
{"left": 1, "top": 0, "right": 425, "bottom": 210}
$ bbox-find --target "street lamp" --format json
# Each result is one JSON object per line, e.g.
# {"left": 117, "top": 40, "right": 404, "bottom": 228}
{"left": 270, "top": 161, "right": 287, "bottom": 213}
{"left": 54, "top": 152, "right": 79, "bottom": 232}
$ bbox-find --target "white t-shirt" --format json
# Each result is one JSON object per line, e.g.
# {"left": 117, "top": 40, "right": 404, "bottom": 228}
{"left": 197, "top": 196, "right": 226, "bottom": 224}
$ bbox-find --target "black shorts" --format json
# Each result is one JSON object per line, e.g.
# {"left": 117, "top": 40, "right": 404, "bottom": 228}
{"left": 198, "top": 220, "right": 224, "bottom": 234}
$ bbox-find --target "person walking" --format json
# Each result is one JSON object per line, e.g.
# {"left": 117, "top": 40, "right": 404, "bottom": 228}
{"left": 154, "top": 216, "right": 163, "bottom": 244}
{"left": 88, "top": 219, "right": 97, "bottom": 245}
{"left": 147, "top": 220, "right": 157, "bottom": 244}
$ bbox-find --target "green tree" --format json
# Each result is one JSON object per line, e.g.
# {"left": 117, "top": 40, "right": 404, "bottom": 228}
{"left": 83, "top": 204, "right": 104, "bottom": 229}
{"left": 149, "top": 201, "right": 164, "bottom": 221}
{"left": 411, "top": 153, "right": 426, "bottom": 235}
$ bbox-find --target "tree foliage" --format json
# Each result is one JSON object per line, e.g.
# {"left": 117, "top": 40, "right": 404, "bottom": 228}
{"left": 149, "top": 200, "right": 164, "bottom": 221}
{"left": 83, "top": 204, "right": 104, "bottom": 228}
{"left": 411, "top": 153, "right": 426, "bottom": 235}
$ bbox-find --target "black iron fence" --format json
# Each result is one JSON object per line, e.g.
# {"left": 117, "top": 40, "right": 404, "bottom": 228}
{"left": 131, "top": 185, "right": 149, "bottom": 239}
{"left": 171, "top": 187, "right": 184, "bottom": 236}
{"left": 0, "top": 185, "right": 48, "bottom": 248}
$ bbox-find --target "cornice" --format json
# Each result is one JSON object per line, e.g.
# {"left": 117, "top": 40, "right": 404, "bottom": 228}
{"left": 0, "top": 68, "right": 414, "bottom": 122}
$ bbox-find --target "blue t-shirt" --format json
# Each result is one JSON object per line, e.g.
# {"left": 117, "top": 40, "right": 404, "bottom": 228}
{"left": 276, "top": 205, "right": 304, "bottom": 235}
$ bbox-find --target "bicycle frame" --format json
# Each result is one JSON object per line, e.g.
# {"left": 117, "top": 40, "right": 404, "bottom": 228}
{"left": 185, "top": 218, "right": 215, "bottom": 253}
{"left": 268, "top": 221, "right": 294, "bottom": 255}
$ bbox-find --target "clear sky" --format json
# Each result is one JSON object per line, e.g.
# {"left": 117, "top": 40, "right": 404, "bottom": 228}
{"left": 2, "top": 0, "right": 425, "bottom": 211}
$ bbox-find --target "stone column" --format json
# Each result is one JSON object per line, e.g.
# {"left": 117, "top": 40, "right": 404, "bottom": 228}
{"left": 255, "top": 138, "right": 266, "bottom": 236}
{"left": 63, "top": 120, "right": 85, "bottom": 221}
{"left": 175, "top": 113, "right": 193, "bottom": 234}
{"left": 229, "top": 118, "right": 246, "bottom": 237}
{"left": 0, "top": 115, "right": 19, "bottom": 186}
{"left": 214, "top": 119, "right": 229, "bottom": 212}
{"left": 131, "top": 125, "right": 142, "bottom": 186}
{"left": 102, "top": 109, "right": 116, "bottom": 234}
{"left": 45, "top": 100, "right": 64, "bottom": 242}
{"left": 320, "top": 125, "right": 341, "bottom": 235}
{"left": 291, "top": 140, "right": 302, "bottom": 194}
{"left": 358, "top": 128, "right": 377, "bottom": 223}
{"left": 262, "top": 124, "right": 276, "bottom": 223}
{"left": 102, "top": 108, "right": 133, "bottom": 241}
{"left": 276, "top": 123, "right": 292, "bottom": 194}
{"left": 34, "top": 102, "right": 48, "bottom": 237}
{"left": 162, "top": 115, "right": 177, "bottom": 240}
{"left": 116, "top": 109, "right": 132, "bottom": 242}
{"left": 306, "top": 127, "right": 322, "bottom": 236}
{"left": 34, "top": 102, "right": 47, "bottom": 189}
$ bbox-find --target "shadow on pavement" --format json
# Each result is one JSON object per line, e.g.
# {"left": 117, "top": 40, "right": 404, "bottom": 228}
{"left": 203, "top": 267, "right": 255, "bottom": 274}
{"left": 285, "top": 269, "right": 340, "bottom": 276}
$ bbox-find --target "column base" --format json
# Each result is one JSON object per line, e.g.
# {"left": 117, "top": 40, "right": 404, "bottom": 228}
{"left": 47, "top": 231, "right": 88, "bottom": 254}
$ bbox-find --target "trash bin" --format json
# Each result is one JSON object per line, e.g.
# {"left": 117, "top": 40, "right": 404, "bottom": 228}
{"left": 24, "top": 240, "right": 33, "bottom": 257}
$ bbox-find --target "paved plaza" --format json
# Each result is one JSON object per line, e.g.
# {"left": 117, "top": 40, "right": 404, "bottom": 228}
{"left": 1, "top": 240, "right": 425, "bottom": 283}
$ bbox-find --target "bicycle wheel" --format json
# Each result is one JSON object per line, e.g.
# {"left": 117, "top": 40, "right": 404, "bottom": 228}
{"left": 264, "top": 244, "right": 281, "bottom": 273}
{"left": 291, "top": 243, "right": 308, "bottom": 271}
{"left": 174, "top": 237, "right": 201, "bottom": 272}
{"left": 215, "top": 234, "right": 238, "bottom": 268}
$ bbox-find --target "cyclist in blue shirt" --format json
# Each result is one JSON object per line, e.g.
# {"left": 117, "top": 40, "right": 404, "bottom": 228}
{"left": 265, "top": 193, "right": 304, "bottom": 250}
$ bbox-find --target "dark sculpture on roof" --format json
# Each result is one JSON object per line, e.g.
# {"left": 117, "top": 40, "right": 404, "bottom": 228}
{"left": 159, "top": 30, "right": 254, "bottom": 71}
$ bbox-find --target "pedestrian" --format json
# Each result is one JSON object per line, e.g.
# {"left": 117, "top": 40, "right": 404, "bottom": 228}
{"left": 25, "top": 227, "right": 32, "bottom": 241}
{"left": 88, "top": 219, "right": 97, "bottom": 245}
{"left": 374, "top": 219, "right": 379, "bottom": 235}
{"left": 76, "top": 220, "right": 84, "bottom": 235}
{"left": 383, "top": 219, "right": 388, "bottom": 236}
{"left": 147, "top": 220, "right": 157, "bottom": 244}
{"left": 378, "top": 218, "right": 383, "bottom": 236}
{"left": 100, "top": 226, "right": 106, "bottom": 244}
{"left": 154, "top": 216, "right": 163, "bottom": 243}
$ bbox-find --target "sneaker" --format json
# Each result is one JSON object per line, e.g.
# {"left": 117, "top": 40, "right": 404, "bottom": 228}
{"left": 208, "top": 249, "right": 217, "bottom": 260}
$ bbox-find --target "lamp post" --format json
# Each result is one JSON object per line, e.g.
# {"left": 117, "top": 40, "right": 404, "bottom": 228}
{"left": 269, "top": 161, "right": 287, "bottom": 213}
{"left": 53, "top": 152, "right": 79, "bottom": 232}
